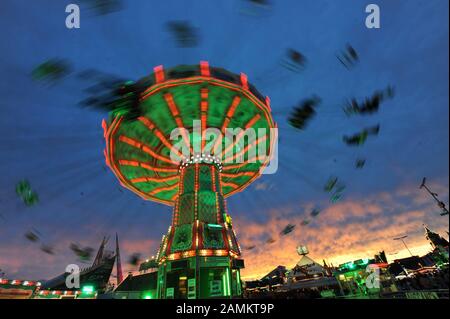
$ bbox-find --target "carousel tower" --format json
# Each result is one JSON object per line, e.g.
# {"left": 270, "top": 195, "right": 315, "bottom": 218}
{"left": 103, "top": 62, "right": 276, "bottom": 298}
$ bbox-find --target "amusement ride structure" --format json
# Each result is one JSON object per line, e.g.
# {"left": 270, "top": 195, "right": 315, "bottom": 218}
{"left": 102, "top": 62, "right": 276, "bottom": 299}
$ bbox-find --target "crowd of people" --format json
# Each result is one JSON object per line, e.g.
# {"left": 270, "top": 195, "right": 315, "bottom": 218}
{"left": 395, "top": 269, "right": 449, "bottom": 291}
{"left": 244, "top": 288, "right": 322, "bottom": 299}
{"left": 243, "top": 267, "right": 449, "bottom": 299}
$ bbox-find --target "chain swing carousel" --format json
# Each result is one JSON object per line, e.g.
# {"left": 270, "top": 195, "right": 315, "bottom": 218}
{"left": 103, "top": 61, "right": 277, "bottom": 299}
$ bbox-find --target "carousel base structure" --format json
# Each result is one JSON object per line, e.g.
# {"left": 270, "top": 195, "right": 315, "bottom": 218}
{"left": 156, "top": 256, "right": 244, "bottom": 299}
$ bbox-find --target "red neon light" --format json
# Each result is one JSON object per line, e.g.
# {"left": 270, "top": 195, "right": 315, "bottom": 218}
{"left": 119, "top": 135, "right": 175, "bottom": 165}
{"left": 164, "top": 93, "right": 180, "bottom": 117}
{"left": 222, "top": 181, "right": 239, "bottom": 189}
{"left": 226, "top": 134, "right": 267, "bottom": 163}
{"left": 212, "top": 96, "right": 242, "bottom": 154}
{"left": 221, "top": 155, "right": 258, "bottom": 170}
{"left": 200, "top": 61, "right": 210, "bottom": 77}
{"left": 200, "top": 88, "right": 209, "bottom": 151}
{"left": 130, "top": 175, "right": 178, "bottom": 183}
{"left": 215, "top": 192, "right": 221, "bottom": 223}
{"left": 148, "top": 182, "right": 178, "bottom": 196}
{"left": 163, "top": 93, "right": 192, "bottom": 153}
{"left": 200, "top": 87, "right": 209, "bottom": 100}
{"left": 240, "top": 73, "right": 249, "bottom": 90}
{"left": 225, "top": 96, "right": 241, "bottom": 121}
{"left": 200, "top": 100, "right": 208, "bottom": 113}
{"left": 138, "top": 116, "right": 183, "bottom": 158}
{"left": 221, "top": 171, "right": 254, "bottom": 178}
{"left": 211, "top": 165, "right": 216, "bottom": 192}
{"left": 154, "top": 65, "right": 165, "bottom": 83}
{"left": 194, "top": 165, "right": 199, "bottom": 220}
{"left": 119, "top": 160, "right": 178, "bottom": 173}
{"left": 222, "top": 113, "right": 261, "bottom": 156}
{"left": 103, "top": 149, "right": 110, "bottom": 167}
{"left": 101, "top": 119, "right": 108, "bottom": 138}
{"left": 265, "top": 96, "right": 271, "bottom": 110}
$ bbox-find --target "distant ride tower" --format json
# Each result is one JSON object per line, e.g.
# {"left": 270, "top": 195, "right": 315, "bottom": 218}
{"left": 424, "top": 225, "right": 449, "bottom": 250}
{"left": 103, "top": 62, "right": 276, "bottom": 299}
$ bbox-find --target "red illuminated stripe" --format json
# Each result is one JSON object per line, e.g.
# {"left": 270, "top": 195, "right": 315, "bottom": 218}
{"left": 130, "top": 175, "right": 179, "bottom": 183}
{"left": 164, "top": 93, "right": 180, "bottom": 117}
{"left": 137, "top": 116, "right": 184, "bottom": 158}
{"left": 222, "top": 113, "right": 261, "bottom": 156}
{"left": 221, "top": 171, "right": 254, "bottom": 178}
{"left": 215, "top": 192, "right": 220, "bottom": 222}
{"left": 240, "top": 73, "right": 249, "bottom": 90}
{"left": 200, "top": 87, "right": 208, "bottom": 100}
{"left": 200, "top": 100, "right": 208, "bottom": 113}
{"left": 179, "top": 166, "right": 185, "bottom": 194}
{"left": 163, "top": 93, "right": 192, "bottom": 153}
{"left": 173, "top": 170, "right": 184, "bottom": 225}
{"left": 148, "top": 182, "right": 178, "bottom": 196}
{"left": 211, "top": 165, "right": 217, "bottom": 192}
{"left": 194, "top": 164, "right": 199, "bottom": 193}
{"left": 221, "top": 181, "right": 239, "bottom": 189}
{"left": 201, "top": 111, "right": 207, "bottom": 151}
{"left": 245, "top": 113, "right": 262, "bottom": 129}
{"left": 212, "top": 96, "right": 242, "bottom": 154}
{"left": 119, "top": 135, "right": 175, "bottom": 165}
{"left": 224, "top": 96, "right": 241, "bottom": 125}
{"left": 101, "top": 119, "right": 108, "bottom": 138}
{"left": 154, "top": 65, "right": 165, "bottom": 83}
{"left": 200, "top": 61, "right": 210, "bottom": 77}
{"left": 226, "top": 134, "right": 267, "bottom": 163}
{"left": 265, "top": 96, "right": 271, "bottom": 110}
{"left": 194, "top": 164, "right": 199, "bottom": 219}
{"left": 103, "top": 148, "right": 110, "bottom": 167}
{"left": 119, "top": 160, "right": 178, "bottom": 173}
{"left": 222, "top": 155, "right": 258, "bottom": 170}
{"left": 200, "top": 88, "right": 209, "bottom": 151}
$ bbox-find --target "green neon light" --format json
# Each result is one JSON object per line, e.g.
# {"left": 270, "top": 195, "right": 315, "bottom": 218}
{"left": 143, "top": 293, "right": 153, "bottom": 299}
{"left": 222, "top": 273, "right": 227, "bottom": 297}
{"left": 236, "top": 270, "right": 241, "bottom": 295}
{"left": 225, "top": 268, "right": 231, "bottom": 296}
{"left": 207, "top": 224, "right": 223, "bottom": 229}
{"left": 82, "top": 285, "right": 94, "bottom": 293}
